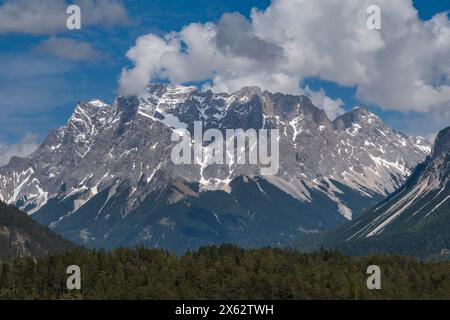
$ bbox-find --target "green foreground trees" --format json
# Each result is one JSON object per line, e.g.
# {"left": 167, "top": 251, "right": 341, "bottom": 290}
{"left": 0, "top": 245, "right": 449, "bottom": 300}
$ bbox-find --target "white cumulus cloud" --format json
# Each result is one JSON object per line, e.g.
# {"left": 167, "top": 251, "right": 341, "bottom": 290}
{"left": 0, "top": 134, "right": 39, "bottom": 166}
{"left": 304, "top": 88, "right": 345, "bottom": 120}
{"left": 119, "top": 0, "right": 450, "bottom": 120}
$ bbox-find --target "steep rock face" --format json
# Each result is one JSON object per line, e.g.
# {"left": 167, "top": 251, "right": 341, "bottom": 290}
{"left": 0, "top": 84, "right": 430, "bottom": 252}
{"left": 333, "top": 127, "right": 450, "bottom": 259}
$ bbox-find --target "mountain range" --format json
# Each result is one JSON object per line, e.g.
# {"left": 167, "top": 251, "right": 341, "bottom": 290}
{"left": 324, "top": 126, "right": 450, "bottom": 260}
{"left": 0, "top": 84, "right": 431, "bottom": 252}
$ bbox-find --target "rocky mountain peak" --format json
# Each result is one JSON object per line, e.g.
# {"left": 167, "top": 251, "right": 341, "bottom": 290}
{"left": 432, "top": 126, "right": 450, "bottom": 159}
{"left": 340, "top": 125, "right": 449, "bottom": 256}
{"left": 333, "top": 106, "right": 382, "bottom": 130}
{"left": 234, "top": 86, "right": 263, "bottom": 97}
{"left": 145, "top": 83, "right": 168, "bottom": 96}
{"left": 145, "top": 83, "right": 197, "bottom": 99}
{"left": 69, "top": 100, "right": 113, "bottom": 123}
{"left": 0, "top": 83, "right": 433, "bottom": 252}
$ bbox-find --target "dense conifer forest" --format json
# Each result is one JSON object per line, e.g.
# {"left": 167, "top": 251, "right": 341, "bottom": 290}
{"left": 1, "top": 245, "right": 449, "bottom": 300}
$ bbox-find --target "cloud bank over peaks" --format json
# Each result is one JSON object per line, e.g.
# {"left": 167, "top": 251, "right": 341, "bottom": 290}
{"left": 119, "top": 0, "right": 450, "bottom": 119}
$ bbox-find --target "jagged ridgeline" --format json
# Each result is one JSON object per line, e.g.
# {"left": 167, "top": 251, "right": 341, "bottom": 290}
{"left": 0, "top": 84, "right": 431, "bottom": 252}
{"left": 0, "top": 201, "right": 76, "bottom": 261}
{"left": 315, "top": 127, "right": 450, "bottom": 260}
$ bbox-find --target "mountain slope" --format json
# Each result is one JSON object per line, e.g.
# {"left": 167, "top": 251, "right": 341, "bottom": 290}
{"left": 0, "top": 84, "right": 430, "bottom": 252}
{"left": 33, "top": 176, "right": 355, "bottom": 251}
{"left": 327, "top": 126, "right": 450, "bottom": 259}
{"left": 0, "top": 201, "right": 76, "bottom": 261}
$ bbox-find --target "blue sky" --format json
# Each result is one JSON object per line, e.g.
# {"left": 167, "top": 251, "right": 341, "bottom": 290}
{"left": 0, "top": 0, "right": 449, "bottom": 162}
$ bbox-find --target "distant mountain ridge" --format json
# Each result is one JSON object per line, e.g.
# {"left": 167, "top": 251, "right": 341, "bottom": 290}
{"left": 0, "top": 84, "right": 430, "bottom": 252}
{"left": 323, "top": 126, "right": 450, "bottom": 259}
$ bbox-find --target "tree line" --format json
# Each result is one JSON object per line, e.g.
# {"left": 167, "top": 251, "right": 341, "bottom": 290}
{"left": 0, "top": 245, "right": 449, "bottom": 299}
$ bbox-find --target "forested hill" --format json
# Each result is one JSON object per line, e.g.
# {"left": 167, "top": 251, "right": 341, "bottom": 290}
{"left": 1, "top": 246, "right": 449, "bottom": 299}
{"left": 0, "top": 201, "right": 77, "bottom": 261}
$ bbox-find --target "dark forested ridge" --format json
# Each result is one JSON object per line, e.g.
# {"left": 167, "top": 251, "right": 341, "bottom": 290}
{"left": 0, "top": 245, "right": 449, "bottom": 300}
{"left": 0, "top": 201, "right": 77, "bottom": 261}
